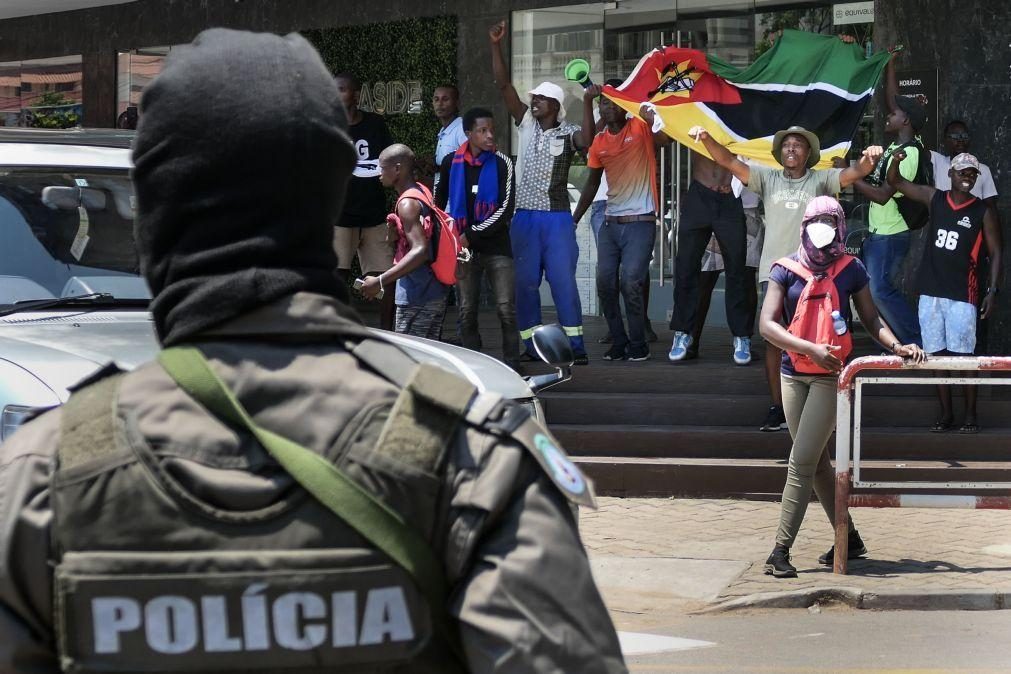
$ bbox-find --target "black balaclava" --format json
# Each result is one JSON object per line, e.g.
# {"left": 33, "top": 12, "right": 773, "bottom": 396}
{"left": 132, "top": 28, "right": 357, "bottom": 345}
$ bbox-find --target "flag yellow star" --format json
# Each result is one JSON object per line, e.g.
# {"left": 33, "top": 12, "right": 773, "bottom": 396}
{"left": 652, "top": 59, "right": 703, "bottom": 101}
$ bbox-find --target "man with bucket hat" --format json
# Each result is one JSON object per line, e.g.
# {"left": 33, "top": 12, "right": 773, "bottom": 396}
{"left": 489, "top": 19, "right": 592, "bottom": 364}
{"left": 686, "top": 124, "right": 883, "bottom": 431}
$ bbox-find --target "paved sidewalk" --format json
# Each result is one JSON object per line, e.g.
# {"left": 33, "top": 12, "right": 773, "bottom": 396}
{"left": 580, "top": 497, "right": 1011, "bottom": 620}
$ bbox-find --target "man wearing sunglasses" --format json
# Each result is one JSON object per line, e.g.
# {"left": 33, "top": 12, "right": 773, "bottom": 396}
{"left": 930, "top": 121, "right": 999, "bottom": 207}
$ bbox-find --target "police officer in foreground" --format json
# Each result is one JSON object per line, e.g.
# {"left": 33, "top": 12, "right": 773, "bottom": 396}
{"left": 0, "top": 29, "right": 626, "bottom": 673}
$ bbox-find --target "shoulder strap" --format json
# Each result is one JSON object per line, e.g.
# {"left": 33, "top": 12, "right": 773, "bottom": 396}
{"left": 825, "top": 254, "right": 856, "bottom": 280}
{"left": 157, "top": 346, "right": 464, "bottom": 658}
{"left": 58, "top": 371, "right": 127, "bottom": 471}
{"left": 774, "top": 256, "right": 812, "bottom": 281}
{"left": 399, "top": 184, "right": 435, "bottom": 209}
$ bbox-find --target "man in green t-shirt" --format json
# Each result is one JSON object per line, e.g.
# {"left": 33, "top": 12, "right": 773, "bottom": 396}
{"left": 685, "top": 125, "right": 882, "bottom": 431}
{"left": 850, "top": 55, "right": 927, "bottom": 346}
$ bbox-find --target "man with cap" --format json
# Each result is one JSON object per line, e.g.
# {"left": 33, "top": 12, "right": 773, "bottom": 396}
{"left": 489, "top": 19, "right": 591, "bottom": 365}
{"left": 887, "top": 149, "right": 1002, "bottom": 434}
{"left": 850, "top": 53, "right": 927, "bottom": 348}
{"left": 686, "top": 124, "right": 883, "bottom": 431}
{"left": 0, "top": 29, "right": 627, "bottom": 673}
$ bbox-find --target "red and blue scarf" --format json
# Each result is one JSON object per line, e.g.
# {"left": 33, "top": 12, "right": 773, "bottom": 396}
{"left": 447, "top": 141, "right": 499, "bottom": 233}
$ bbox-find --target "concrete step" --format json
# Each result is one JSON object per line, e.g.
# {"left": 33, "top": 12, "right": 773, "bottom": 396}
{"left": 551, "top": 424, "right": 1011, "bottom": 462}
{"left": 542, "top": 392, "right": 1011, "bottom": 428}
{"left": 575, "top": 456, "right": 1011, "bottom": 498}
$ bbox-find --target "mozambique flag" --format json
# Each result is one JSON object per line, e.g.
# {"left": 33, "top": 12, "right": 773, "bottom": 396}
{"left": 604, "top": 30, "right": 890, "bottom": 170}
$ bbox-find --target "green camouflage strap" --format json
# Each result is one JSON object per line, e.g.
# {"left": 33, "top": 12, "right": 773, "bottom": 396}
{"left": 157, "top": 346, "right": 465, "bottom": 661}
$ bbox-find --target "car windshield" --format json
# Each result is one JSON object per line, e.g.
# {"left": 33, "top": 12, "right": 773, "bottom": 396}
{"left": 0, "top": 166, "right": 149, "bottom": 306}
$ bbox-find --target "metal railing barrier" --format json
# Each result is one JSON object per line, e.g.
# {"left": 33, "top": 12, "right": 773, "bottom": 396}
{"left": 833, "top": 355, "right": 1011, "bottom": 574}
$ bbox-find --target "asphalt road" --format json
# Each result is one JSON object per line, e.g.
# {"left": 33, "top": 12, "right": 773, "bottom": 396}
{"left": 619, "top": 608, "right": 1011, "bottom": 672}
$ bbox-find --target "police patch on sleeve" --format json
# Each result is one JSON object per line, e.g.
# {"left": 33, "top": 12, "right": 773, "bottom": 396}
{"left": 510, "top": 414, "right": 596, "bottom": 508}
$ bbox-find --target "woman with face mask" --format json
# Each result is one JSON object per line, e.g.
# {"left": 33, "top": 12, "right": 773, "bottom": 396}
{"left": 759, "top": 196, "right": 925, "bottom": 578}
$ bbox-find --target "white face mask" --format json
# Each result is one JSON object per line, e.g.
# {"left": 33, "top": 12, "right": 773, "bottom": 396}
{"left": 806, "top": 221, "right": 837, "bottom": 249}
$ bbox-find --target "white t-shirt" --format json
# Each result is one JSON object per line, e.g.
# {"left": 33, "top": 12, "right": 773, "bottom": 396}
{"left": 930, "top": 150, "right": 998, "bottom": 199}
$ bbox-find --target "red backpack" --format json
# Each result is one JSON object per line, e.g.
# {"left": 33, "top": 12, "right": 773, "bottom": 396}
{"left": 775, "top": 255, "right": 855, "bottom": 375}
{"left": 392, "top": 183, "right": 463, "bottom": 286}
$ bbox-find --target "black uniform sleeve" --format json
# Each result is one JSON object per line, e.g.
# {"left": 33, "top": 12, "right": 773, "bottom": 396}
{"left": 466, "top": 153, "right": 515, "bottom": 245}
{"left": 434, "top": 154, "right": 452, "bottom": 210}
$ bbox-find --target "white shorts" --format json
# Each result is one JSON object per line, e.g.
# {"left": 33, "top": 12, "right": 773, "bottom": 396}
{"left": 918, "top": 294, "right": 976, "bottom": 354}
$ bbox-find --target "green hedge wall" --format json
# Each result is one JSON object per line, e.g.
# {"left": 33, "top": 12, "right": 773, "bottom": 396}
{"left": 305, "top": 16, "right": 457, "bottom": 163}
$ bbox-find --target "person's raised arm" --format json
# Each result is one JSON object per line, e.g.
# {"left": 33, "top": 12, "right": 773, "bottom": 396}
{"left": 489, "top": 20, "right": 527, "bottom": 125}
{"left": 839, "top": 145, "right": 884, "bottom": 188}
{"left": 885, "top": 148, "right": 935, "bottom": 205}
{"left": 852, "top": 285, "right": 925, "bottom": 361}
{"left": 572, "top": 167, "right": 603, "bottom": 225}
{"left": 688, "top": 126, "right": 750, "bottom": 184}
{"left": 579, "top": 85, "right": 601, "bottom": 150}
{"left": 980, "top": 207, "right": 1003, "bottom": 320}
{"left": 885, "top": 50, "right": 900, "bottom": 115}
{"left": 640, "top": 104, "right": 672, "bottom": 146}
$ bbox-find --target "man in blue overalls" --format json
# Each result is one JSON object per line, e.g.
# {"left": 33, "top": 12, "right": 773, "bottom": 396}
{"left": 489, "top": 19, "right": 591, "bottom": 363}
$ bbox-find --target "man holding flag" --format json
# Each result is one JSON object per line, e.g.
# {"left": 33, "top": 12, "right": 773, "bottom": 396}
{"left": 600, "top": 30, "right": 888, "bottom": 431}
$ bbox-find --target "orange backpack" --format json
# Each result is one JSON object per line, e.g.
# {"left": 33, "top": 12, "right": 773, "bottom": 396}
{"left": 775, "top": 255, "right": 855, "bottom": 375}
{"left": 393, "top": 184, "right": 463, "bottom": 286}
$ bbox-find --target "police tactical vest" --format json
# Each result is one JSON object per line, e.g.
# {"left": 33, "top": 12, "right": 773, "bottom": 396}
{"left": 51, "top": 335, "right": 593, "bottom": 673}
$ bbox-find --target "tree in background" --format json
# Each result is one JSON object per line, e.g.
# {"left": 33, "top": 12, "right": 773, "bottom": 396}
{"left": 25, "top": 92, "right": 81, "bottom": 129}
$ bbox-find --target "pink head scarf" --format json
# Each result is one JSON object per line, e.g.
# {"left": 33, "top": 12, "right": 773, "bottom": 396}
{"left": 799, "top": 196, "right": 847, "bottom": 273}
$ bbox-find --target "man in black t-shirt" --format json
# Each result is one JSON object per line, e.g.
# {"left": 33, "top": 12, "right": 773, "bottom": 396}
{"left": 334, "top": 72, "right": 396, "bottom": 329}
{"left": 888, "top": 150, "right": 1003, "bottom": 434}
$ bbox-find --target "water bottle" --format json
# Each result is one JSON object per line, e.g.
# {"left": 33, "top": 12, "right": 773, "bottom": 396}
{"left": 831, "top": 310, "right": 848, "bottom": 336}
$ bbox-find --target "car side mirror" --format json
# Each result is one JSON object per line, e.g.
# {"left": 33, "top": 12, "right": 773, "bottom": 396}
{"left": 531, "top": 324, "right": 574, "bottom": 368}
{"left": 526, "top": 324, "right": 574, "bottom": 393}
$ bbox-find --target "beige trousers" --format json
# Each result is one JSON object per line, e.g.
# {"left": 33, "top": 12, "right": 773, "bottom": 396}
{"left": 776, "top": 373, "right": 854, "bottom": 547}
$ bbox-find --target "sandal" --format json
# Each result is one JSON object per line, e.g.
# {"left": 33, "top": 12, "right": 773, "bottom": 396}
{"left": 930, "top": 418, "right": 954, "bottom": 433}
{"left": 958, "top": 422, "right": 980, "bottom": 434}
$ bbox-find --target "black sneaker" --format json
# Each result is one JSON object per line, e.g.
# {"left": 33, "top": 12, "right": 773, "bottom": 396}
{"left": 764, "top": 544, "right": 797, "bottom": 578}
{"left": 573, "top": 353, "right": 590, "bottom": 366}
{"left": 760, "top": 405, "right": 787, "bottom": 432}
{"left": 602, "top": 345, "right": 627, "bottom": 361}
{"left": 627, "top": 346, "right": 652, "bottom": 362}
{"left": 818, "top": 531, "right": 868, "bottom": 566}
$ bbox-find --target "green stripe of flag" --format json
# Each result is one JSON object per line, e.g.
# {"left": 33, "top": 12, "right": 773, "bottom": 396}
{"left": 708, "top": 29, "right": 889, "bottom": 94}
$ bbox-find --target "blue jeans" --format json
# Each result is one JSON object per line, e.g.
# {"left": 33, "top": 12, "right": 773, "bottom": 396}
{"left": 863, "top": 231, "right": 921, "bottom": 346}
{"left": 597, "top": 218, "right": 656, "bottom": 350}
{"left": 590, "top": 200, "right": 607, "bottom": 242}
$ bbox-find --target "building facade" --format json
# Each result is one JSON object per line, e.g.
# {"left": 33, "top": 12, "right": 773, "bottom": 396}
{"left": 1, "top": 0, "right": 1008, "bottom": 350}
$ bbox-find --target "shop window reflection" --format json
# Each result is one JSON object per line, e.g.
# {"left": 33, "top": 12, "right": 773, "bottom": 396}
{"left": 0, "top": 56, "right": 83, "bottom": 128}
{"left": 116, "top": 48, "right": 170, "bottom": 129}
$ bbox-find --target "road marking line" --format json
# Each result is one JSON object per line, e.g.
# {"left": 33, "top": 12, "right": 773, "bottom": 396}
{"left": 617, "top": 631, "right": 716, "bottom": 655}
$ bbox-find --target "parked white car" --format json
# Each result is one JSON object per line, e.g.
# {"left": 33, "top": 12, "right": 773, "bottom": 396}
{"left": 0, "top": 129, "right": 569, "bottom": 439}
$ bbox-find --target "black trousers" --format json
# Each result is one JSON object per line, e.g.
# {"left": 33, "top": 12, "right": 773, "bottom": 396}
{"left": 670, "top": 181, "right": 752, "bottom": 337}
